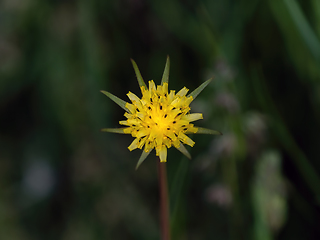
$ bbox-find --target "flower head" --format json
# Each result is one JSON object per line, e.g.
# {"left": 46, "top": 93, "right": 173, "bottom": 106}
{"left": 101, "top": 56, "right": 221, "bottom": 169}
{"left": 122, "top": 80, "right": 202, "bottom": 162}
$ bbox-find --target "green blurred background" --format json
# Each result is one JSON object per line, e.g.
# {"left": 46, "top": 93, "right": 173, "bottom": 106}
{"left": 1, "top": 0, "right": 320, "bottom": 239}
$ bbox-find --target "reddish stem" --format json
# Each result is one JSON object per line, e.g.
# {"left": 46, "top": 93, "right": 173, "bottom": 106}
{"left": 158, "top": 160, "right": 170, "bottom": 240}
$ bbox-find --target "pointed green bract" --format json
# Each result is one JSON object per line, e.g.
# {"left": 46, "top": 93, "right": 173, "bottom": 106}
{"left": 131, "top": 59, "right": 147, "bottom": 89}
{"left": 100, "top": 90, "right": 129, "bottom": 112}
{"left": 194, "top": 127, "right": 222, "bottom": 135}
{"left": 175, "top": 143, "right": 192, "bottom": 159}
{"left": 136, "top": 150, "right": 151, "bottom": 170}
{"left": 101, "top": 128, "right": 130, "bottom": 134}
{"left": 187, "top": 78, "right": 212, "bottom": 100}
{"left": 161, "top": 55, "right": 170, "bottom": 85}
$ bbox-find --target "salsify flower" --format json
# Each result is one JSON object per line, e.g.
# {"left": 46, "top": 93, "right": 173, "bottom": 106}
{"left": 101, "top": 56, "right": 221, "bottom": 169}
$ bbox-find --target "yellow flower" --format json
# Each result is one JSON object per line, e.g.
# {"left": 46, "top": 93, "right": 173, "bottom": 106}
{"left": 101, "top": 56, "right": 221, "bottom": 169}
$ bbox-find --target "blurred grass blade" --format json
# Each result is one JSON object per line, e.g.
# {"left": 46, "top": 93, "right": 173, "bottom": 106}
{"left": 187, "top": 78, "right": 212, "bottom": 100}
{"left": 311, "top": 0, "right": 320, "bottom": 37}
{"left": 136, "top": 150, "right": 151, "bottom": 170}
{"left": 101, "top": 128, "right": 129, "bottom": 134}
{"left": 251, "top": 65, "right": 320, "bottom": 203}
{"left": 161, "top": 55, "right": 170, "bottom": 85}
{"left": 195, "top": 127, "right": 222, "bottom": 135}
{"left": 283, "top": 0, "right": 320, "bottom": 61}
{"left": 100, "top": 90, "right": 129, "bottom": 112}
{"left": 170, "top": 156, "right": 189, "bottom": 227}
{"left": 175, "top": 143, "right": 191, "bottom": 159}
{"left": 131, "top": 59, "right": 147, "bottom": 89}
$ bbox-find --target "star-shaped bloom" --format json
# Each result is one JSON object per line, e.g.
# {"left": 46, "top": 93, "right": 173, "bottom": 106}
{"left": 101, "top": 56, "right": 221, "bottom": 169}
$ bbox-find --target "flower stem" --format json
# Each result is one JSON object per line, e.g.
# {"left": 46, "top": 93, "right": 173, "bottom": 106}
{"left": 158, "top": 160, "right": 170, "bottom": 240}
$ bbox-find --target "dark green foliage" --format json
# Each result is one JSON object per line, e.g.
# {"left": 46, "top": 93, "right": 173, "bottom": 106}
{"left": 1, "top": 0, "right": 320, "bottom": 239}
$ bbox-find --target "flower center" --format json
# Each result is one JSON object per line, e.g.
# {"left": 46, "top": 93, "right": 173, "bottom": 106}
{"left": 148, "top": 105, "right": 174, "bottom": 135}
{"left": 152, "top": 115, "right": 170, "bottom": 133}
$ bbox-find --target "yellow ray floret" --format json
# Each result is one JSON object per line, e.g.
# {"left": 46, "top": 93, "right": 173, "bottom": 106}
{"left": 120, "top": 80, "right": 202, "bottom": 162}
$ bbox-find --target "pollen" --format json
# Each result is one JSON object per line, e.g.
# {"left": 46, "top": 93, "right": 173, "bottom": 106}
{"left": 120, "top": 80, "right": 202, "bottom": 162}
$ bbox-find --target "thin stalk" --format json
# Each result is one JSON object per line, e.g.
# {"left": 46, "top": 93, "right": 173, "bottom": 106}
{"left": 158, "top": 160, "right": 170, "bottom": 240}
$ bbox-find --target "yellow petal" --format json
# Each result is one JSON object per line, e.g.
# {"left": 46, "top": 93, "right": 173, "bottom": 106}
{"left": 119, "top": 120, "right": 130, "bottom": 126}
{"left": 185, "top": 96, "right": 193, "bottom": 105}
{"left": 137, "top": 112, "right": 146, "bottom": 120}
{"left": 181, "top": 113, "right": 203, "bottom": 122}
{"left": 127, "top": 91, "right": 140, "bottom": 102}
{"left": 155, "top": 134, "right": 163, "bottom": 148}
{"left": 142, "top": 88, "right": 151, "bottom": 101}
{"left": 123, "top": 128, "right": 133, "bottom": 134}
{"left": 185, "top": 125, "right": 198, "bottom": 133}
{"left": 179, "top": 96, "right": 193, "bottom": 108}
{"left": 125, "top": 103, "right": 136, "bottom": 113}
{"left": 127, "top": 119, "right": 141, "bottom": 125}
{"left": 138, "top": 137, "right": 147, "bottom": 149}
{"left": 171, "top": 98, "right": 181, "bottom": 108}
{"left": 144, "top": 139, "right": 154, "bottom": 153}
{"left": 168, "top": 90, "right": 175, "bottom": 102}
{"left": 124, "top": 112, "right": 133, "bottom": 118}
{"left": 178, "top": 132, "right": 195, "bottom": 147}
{"left": 149, "top": 80, "right": 156, "bottom": 92}
{"left": 173, "top": 139, "right": 181, "bottom": 148}
{"left": 168, "top": 108, "right": 181, "bottom": 118}
{"left": 128, "top": 138, "right": 140, "bottom": 151}
{"left": 136, "top": 129, "right": 149, "bottom": 138}
{"left": 165, "top": 131, "right": 177, "bottom": 141}
{"left": 175, "top": 120, "right": 189, "bottom": 128}
{"left": 140, "top": 85, "right": 147, "bottom": 94}
{"left": 162, "top": 83, "right": 168, "bottom": 95}
{"left": 159, "top": 145, "right": 167, "bottom": 162}
{"left": 176, "top": 87, "right": 189, "bottom": 97}
{"left": 163, "top": 137, "right": 172, "bottom": 148}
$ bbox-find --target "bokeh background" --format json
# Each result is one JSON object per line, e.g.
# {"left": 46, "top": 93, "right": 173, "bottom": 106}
{"left": 1, "top": 0, "right": 320, "bottom": 239}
